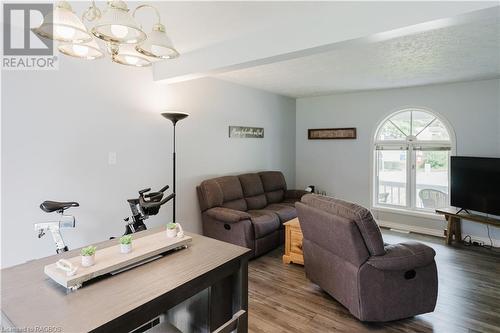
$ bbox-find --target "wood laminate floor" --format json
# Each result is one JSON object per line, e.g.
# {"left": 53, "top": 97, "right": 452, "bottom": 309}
{"left": 248, "top": 229, "right": 500, "bottom": 333}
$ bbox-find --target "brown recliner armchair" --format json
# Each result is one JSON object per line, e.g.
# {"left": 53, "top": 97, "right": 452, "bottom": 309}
{"left": 296, "top": 194, "right": 438, "bottom": 322}
{"left": 197, "top": 171, "right": 307, "bottom": 257}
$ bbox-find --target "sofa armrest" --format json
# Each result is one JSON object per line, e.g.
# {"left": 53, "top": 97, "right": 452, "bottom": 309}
{"left": 366, "top": 241, "right": 436, "bottom": 271}
{"left": 205, "top": 207, "right": 251, "bottom": 224}
{"left": 285, "top": 189, "right": 309, "bottom": 200}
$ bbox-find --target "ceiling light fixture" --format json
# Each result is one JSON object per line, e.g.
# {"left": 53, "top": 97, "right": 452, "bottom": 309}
{"left": 58, "top": 39, "right": 105, "bottom": 60}
{"left": 91, "top": 1, "right": 146, "bottom": 44}
{"left": 32, "top": 0, "right": 179, "bottom": 68}
{"left": 109, "top": 43, "right": 152, "bottom": 67}
{"left": 32, "top": 1, "right": 92, "bottom": 43}
{"left": 133, "top": 5, "right": 179, "bottom": 59}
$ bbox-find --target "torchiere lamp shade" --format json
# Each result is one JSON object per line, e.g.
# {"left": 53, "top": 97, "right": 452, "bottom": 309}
{"left": 161, "top": 112, "right": 189, "bottom": 125}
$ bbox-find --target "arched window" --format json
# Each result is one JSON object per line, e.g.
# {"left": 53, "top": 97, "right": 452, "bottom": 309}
{"left": 374, "top": 109, "right": 454, "bottom": 212}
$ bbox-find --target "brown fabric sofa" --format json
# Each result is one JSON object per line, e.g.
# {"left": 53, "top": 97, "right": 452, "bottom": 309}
{"left": 296, "top": 194, "right": 438, "bottom": 322}
{"left": 197, "top": 171, "right": 307, "bottom": 257}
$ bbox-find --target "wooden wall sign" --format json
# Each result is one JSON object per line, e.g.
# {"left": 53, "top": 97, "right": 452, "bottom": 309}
{"left": 308, "top": 128, "right": 357, "bottom": 140}
{"left": 229, "top": 126, "right": 264, "bottom": 138}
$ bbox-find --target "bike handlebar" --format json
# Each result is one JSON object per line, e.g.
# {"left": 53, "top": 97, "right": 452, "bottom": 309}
{"left": 139, "top": 193, "right": 175, "bottom": 209}
{"left": 138, "top": 188, "right": 151, "bottom": 195}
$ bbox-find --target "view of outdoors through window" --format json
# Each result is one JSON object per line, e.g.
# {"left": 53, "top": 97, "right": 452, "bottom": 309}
{"left": 375, "top": 109, "right": 452, "bottom": 211}
{"left": 415, "top": 150, "right": 449, "bottom": 209}
{"left": 377, "top": 150, "right": 407, "bottom": 206}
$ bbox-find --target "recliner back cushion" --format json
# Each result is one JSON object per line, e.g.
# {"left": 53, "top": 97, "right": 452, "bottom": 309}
{"left": 197, "top": 179, "right": 223, "bottom": 211}
{"left": 259, "top": 171, "right": 287, "bottom": 204}
{"left": 239, "top": 173, "right": 267, "bottom": 210}
{"left": 197, "top": 176, "right": 247, "bottom": 212}
{"left": 217, "top": 176, "right": 247, "bottom": 211}
{"left": 301, "top": 194, "right": 385, "bottom": 256}
{"left": 297, "top": 202, "right": 370, "bottom": 266}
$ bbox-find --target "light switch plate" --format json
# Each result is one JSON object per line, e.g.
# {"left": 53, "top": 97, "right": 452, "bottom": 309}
{"left": 108, "top": 152, "right": 117, "bottom": 165}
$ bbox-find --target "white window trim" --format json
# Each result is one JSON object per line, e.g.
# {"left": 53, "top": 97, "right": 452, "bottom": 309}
{"left": 370, "top": 107, "right": 456, "bottom": 216}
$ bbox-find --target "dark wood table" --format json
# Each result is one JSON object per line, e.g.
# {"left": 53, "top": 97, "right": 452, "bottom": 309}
{"left": 1, "top": 227, "right": 251, "bottom": 332}
{"left": 436, "top": 207, "right": 500, "bottom": 245}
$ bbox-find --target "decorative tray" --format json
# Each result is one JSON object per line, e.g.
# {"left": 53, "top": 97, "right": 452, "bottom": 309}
{"left": 44, "top": 231, "right": 192, "bottom": 290}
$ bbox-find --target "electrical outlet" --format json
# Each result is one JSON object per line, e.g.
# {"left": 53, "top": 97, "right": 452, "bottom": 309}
{"left": 108, "top": 152, "right": 117, "bottom": 165}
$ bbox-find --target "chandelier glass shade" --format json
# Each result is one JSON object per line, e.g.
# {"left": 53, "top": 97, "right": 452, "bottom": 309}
{"left": 32, "top": 1, "right": 92, "bottom": 43}
{"left": 111, "top": 44, "right": 152, "bottom": 67}
{"left": 58, "top": 38, "right": 105, "bottom": 60}
{"left": 91, "top": 1, "right": 146, "bottom": 44}
{"left": 136, "top": 23, "right": 179, "bottom": 59}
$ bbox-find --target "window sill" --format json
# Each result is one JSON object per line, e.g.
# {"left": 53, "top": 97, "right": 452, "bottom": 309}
{"left": 371, "top": 205, "right": 444, "bottom": 221}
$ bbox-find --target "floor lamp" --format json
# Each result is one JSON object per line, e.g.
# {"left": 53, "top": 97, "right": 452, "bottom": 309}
{"left": 161, "top": 112, "right": 189, "bottom": 223}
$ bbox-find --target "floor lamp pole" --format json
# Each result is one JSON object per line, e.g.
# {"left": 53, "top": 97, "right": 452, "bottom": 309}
{"left": 172, "top": 123, "right": 176, "bottom": 223}
{"left": 161, "top": 112, "right": 189, "bottom": 224}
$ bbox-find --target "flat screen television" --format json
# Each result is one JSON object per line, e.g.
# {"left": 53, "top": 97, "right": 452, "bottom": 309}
{"left": 450, "top": 156, "right": 500, "bottom": 215}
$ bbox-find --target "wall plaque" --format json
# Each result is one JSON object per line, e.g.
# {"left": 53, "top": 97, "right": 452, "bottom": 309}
{"left": 308, "top": 128, "right": 357, "bottom": 140}
{"left": 229, "top": 126, "right": 264, "bottom": 138}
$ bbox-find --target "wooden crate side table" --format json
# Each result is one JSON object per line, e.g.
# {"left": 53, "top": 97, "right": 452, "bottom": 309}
{"left": 282, "top": 217, "right": 304, "bottom": 265}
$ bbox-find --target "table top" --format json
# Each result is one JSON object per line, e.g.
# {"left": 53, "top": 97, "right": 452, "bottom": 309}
{"left": 1, "top": 227, "right": 251, "bottom": 332}
{"left": 284, "top": 217, "right": 300, "bottom": 228}
{"left": 436, "top": 207, "right": 500, "bottom": 226}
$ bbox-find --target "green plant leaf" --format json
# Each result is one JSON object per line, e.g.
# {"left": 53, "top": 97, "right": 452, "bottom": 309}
{"left": 120, "top": 235, "right": 132, "bottom": 245}
{"left": 81, "top": 245, "right": 96, "bottom": 256}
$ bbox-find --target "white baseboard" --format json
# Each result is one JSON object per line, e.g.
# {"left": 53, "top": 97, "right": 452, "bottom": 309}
{"left": 377, "top": 220, "right": 500, "bottom": 248}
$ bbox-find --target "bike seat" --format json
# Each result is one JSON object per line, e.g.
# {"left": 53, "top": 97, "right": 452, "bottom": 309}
{"left": 40, "top": 201, "right": 79, "bottom": 213}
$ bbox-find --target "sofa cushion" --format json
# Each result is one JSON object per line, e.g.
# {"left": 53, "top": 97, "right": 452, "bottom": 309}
{"left": 266, "top": 190, "right": 285, "bottom": 204}
{"left": 245, "top": 195, "right": 267, "bottom": 210}
{"left": 259, "top": 171, "right": 287, "bottom": 191}
{"left": 239, "top": 173, "right": 265, "bottom": 196}
{"left": 211, "top": 176, "right": 247, "bottom": 211}
{"left": 301, "top": 194, "right": 385, "bottom": 256}
{"left": 248, "top": 210, "right": 280, "bottom": 238}
{"left": 197, "top": 179, "right": 224, "bottom": 211}
{"left": 222, "top": 199, "right": 247, "bottom": 212}
{"left": 239, "top": 173, "right": 267, "bottom": 210}
{"left": 265, "top": 204, "right": 297, "bottom": 222}
{"left": 259, "top": 171, "right": 287, "bottom": 204}
{"left": 217, "top": 176, "right": 244, "bottom": 201}
{"left": 281, "top": 198, "right": 301, "bottom": 207}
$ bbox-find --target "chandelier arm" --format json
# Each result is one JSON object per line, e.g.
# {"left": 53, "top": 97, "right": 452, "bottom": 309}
{"left": 82, "top": 1, "right": 102, "bottom": 23}
{"left": 132, "top": 4, "right": 162, "bottom": 28}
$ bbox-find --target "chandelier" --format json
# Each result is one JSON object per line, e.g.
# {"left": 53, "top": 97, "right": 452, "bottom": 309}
{"left": 32, "top": 0, "right": 179, "bottom": 67}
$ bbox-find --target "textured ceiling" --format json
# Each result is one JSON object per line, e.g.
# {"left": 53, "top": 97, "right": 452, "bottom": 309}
{"left": 216, "top": 16, "right": 500, "bottom": 97}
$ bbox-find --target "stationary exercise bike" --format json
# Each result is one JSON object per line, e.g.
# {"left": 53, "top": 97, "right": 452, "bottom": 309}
{"left": 122, "top": 185, "right": 175, "bottom": 235}
{"left": 35, "top": 201, "right": 79, "bottom": 253}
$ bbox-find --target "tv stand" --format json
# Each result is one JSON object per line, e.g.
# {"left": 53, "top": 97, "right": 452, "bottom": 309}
{"left": 436, "top": 207, "right": 500, "bottom": 245}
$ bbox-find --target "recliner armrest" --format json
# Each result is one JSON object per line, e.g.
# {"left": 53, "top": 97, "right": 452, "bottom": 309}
{"left": 285, "top": 190, "right": 309, "bottom": 200}
{"left": 205, "top": 207, "right": 251, "bottom": 224}
{"left": 366, "top": 241, "right": 436, "bottom": 271}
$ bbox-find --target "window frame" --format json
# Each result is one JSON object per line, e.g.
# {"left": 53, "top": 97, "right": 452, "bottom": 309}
{"left": 372, "top": 108, "right": 455, "bottom": 214}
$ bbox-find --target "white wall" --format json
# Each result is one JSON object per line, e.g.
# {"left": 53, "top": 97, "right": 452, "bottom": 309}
{"left": 296, "top": 79, "right": 500, "bottom": 244}
{"left": 1, "top": 57, "right": 295, "bottom": 268}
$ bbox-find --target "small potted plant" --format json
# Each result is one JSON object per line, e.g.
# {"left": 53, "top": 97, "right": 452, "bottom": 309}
{"left": 166, "top": 223, "right": 177, "bottom": 238}
{"left": 119, "top": 235, "right": 133, "bottom": 254}
{"left": 81, "top": 245, "right": 96, "bottom": 267}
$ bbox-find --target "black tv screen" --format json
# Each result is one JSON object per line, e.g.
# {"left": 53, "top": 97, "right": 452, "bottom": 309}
{"left": 451, "top": 156, "right": 500, "bottom": 215}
